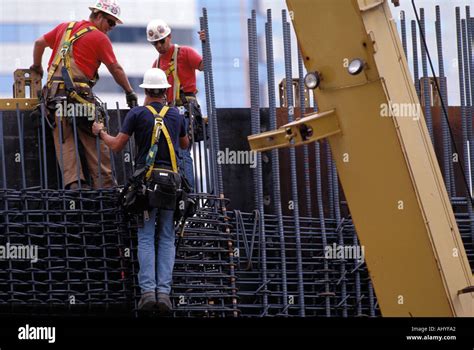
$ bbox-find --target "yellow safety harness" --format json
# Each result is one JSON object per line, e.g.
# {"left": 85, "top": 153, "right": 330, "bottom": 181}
{"left": 46, "top": 21, "right": 97, "bottom": 107}
{"left": 160, "top": 44, "right": 181, "bottom": 105}
{"left": 145, "top": 105, "right": 178, "bottom": 180}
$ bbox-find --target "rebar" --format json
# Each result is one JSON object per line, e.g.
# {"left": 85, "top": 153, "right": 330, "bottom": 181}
{"left": 266, "top": 9, "right": 288, "bottom": 315}
{"left": 248, "top": 10, "right": 268, "bottom": 315}
{"left": 400, "top": 11, "right": 408, "bottom": 60}
{"left": 420, "top": 8, "right": 434, "bottom": 143}
{"left": 435, "top": 6, "right": 452, "bottom": 198}
{"left": 282, "top": 9, "right": 305, "bottom": 316}
{"left": 411, "top": 20, "right": 421, "bottom": 99}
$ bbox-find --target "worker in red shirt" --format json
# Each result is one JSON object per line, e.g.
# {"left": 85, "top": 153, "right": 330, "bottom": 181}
{"left": 29, "top": 0, "right": 137, "bottom": 190}
{"left": 147, "top": 19, "right": 205, "bottom": 191}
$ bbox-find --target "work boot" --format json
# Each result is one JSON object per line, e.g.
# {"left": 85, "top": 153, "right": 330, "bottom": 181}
{"left": 138, "top": 291, "right": 156, "bottom": 311}
{"left": 156, "top": 293, "right": 172, "bottom": 315}
{"left": 66, "top": 181, "right": 91, "bottom": 190}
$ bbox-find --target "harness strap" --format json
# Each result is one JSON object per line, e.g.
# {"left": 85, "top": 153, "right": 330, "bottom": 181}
{"left": 144, "top": 105, "right": 178, "bottom": 179}
{"left": 159, "top": 45, "right": 181, "bottom": 105}
{"left": 46, "top": 22, "right": 97, "bottom": 108}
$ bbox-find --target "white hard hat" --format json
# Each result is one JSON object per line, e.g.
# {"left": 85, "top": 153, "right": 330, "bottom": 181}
{"left": 89, "top": 0, "right": 123, "bottom": 24}
{"left": 139, "top": 68, "right": 171, "bottom": 89}
{"left": 146, "top": 19, "right": 171, "bottom": 42}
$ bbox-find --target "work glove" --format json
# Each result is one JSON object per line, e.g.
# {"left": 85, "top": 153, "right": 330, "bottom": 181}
{"left": 126, "top": 91, "right": 138, "bottom": 108}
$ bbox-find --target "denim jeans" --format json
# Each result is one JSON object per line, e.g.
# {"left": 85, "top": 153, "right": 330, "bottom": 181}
{"left": 177, "top": 117, "right": 195, "bottom": 191}
{"left": 137, "top": 208, "right": 175, "bottom": 294}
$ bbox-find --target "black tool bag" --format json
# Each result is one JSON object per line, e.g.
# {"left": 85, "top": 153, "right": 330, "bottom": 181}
{"left": 174, "top": 175, "right": 196, "bottom": 221}
{"left": 147, "top": 168, "right": 182, "bottom": 211}
{"left": 119, "top": 167, "right": 150, "bottom": 215}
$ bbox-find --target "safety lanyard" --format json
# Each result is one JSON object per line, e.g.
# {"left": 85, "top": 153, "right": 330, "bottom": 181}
{"left": 144, "top": 105, "right": 178, "bottom": 180}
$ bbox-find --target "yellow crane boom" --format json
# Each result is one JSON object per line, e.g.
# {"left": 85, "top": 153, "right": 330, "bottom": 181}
{"left": 249, "top": 0, "right": 473, "bottom": 316}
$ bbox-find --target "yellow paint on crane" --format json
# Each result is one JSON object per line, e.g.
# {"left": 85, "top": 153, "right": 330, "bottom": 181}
{"left": 271, "top": 0, "right": 474, "bottom": 316}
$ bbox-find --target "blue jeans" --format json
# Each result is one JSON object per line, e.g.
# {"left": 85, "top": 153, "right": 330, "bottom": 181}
{"left": 178, "top": 117, "right": 195, "bottom": 191}
{"left": 137, "top": 208, "right": 175, "bottom": 294}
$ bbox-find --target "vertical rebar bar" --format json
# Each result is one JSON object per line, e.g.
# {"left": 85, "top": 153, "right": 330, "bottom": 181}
{"left": 400, "top": 11, "right": 408, "bottom": 61}
{"left": 0, "top": 112, "right": 6, "bottom": 189}
{"left": 411, "top": 20, "right": 421, "bottom": 99}
{"left": 420, "top": 8, "right": 434, "bottom": 143}
{"left": 467, "top": 10, "right": 474, "bottom": 203}
{"left": 57, "top": 112, "right": 65, "bottom": 189}
{"left": 462, "top": 17, "right": 474, "bottom": 242}
{"left": 282, "top": 9, "right": 305, "bottom": 316}
{"left": 326, "top": 144, "right": 334, "bottom": 219}
{"left": 368, "top": 280, "right": 376, "bottom": 317}
{"left": 435, "top": 6, "right": 452, "bottom": 198}
{"left": 40, "top": 103, "right": 49, "bottom": 189}
{"left": 200, "top": 16, "right": 215, "bottom": 195}
{"left": 266, "top": 9, "right": 288, "bottom": 315}
{"left": 96, "top": 109, "right": 103, "bottom": 189}
{"left": 115, "top": 102, "right": 127, "bottom": 183}
{"left": 353, "top": 232, "right": 362, "bottom": 316}
{"left": 315, "top": 141, "right": 331, "bottom": 317}
{"left": 36, "top": 125, "right": 43, "bottom": 188}
{"left": 248, "top": 10, "right": 268, "bottom": 314}
{"left": 16, "top": 107, "right": 26, "bottom": 189}
{"left": 462, "top": 18, "right": 472, "bottom": 193}
{"left": 298, "top": 51, "right": 312, "bottom": 217}
{"left": 106, "top": 104, "right": 117, "bottom": 184}
{"left": 203, "top": 8, "right": 223, "bottom": 196}
{"left": 71, "top": 112, "right": 82, "bottom": 189}
{"left": 458, "top": 11, "right": 468, "bottom": 191}
{"left": 200, "top": 116, "right": 211, "bottom": 194}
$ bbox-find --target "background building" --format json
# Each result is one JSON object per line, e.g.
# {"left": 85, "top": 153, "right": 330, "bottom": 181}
{"left": 0, "top": 0, "right": 468, "bottom": 112}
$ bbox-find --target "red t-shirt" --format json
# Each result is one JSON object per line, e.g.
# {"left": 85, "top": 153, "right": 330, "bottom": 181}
{"left": 44, "top": 20, "right": 117, "bottom": 80}
{"left": 152, "top": 44, "right": 202, "bottom": 103}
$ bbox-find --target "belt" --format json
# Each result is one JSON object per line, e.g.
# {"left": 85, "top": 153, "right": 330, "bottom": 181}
{"left": 50, "top": 77, "right": 92, "bottom": 85}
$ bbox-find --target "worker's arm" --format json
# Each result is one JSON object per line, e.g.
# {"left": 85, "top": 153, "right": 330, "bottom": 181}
{"left": 105, "top": 62, "right": 138, "bottom": 107}
{"left": 179, "top": 135, "right": 190, "bottom": 150}
{"left": 106, "top": 62, "right": 133, "bottom": 93}
{"left": 92, "top": 122, "right": 129, "bottom": 153}
{"left": 30, "top": 36, "right": 49, "bottom": 77}
{"left": 198, "top": 31, "right": 205, "bottom": 71}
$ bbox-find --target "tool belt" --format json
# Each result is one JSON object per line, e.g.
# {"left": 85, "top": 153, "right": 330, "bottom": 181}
{"left": 177, "top": 92, "right": 206, "bottom": 143}
{"left": 147, "top": 167, "right": 182, "bottom": 210}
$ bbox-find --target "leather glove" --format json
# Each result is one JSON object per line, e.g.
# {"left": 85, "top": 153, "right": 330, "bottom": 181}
{"left": 126, "top": 91, "right": 138, "bottom": 108}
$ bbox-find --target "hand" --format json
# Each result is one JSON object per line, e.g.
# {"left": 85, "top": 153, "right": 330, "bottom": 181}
{"left": 29, "top": 64, "right": 44, "bottom": 78}
{"left": 198, "top": 30, "right": 206, "bottom": 42}
{"left": 92, "top": 122, "right": 105, "bottom": 136}
{"left": 126, "top": 90, "right": 138, "bottom": 108}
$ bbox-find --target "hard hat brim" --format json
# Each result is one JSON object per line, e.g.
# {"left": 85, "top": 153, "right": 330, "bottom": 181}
{"left": 139, "top": 83, "right": 171, "bottom": 89}
{"left": 88, "top": 7, "right": 124, "bottom": 24}
{"left": 147, "top": 32, "right": 171, "bottom": 42}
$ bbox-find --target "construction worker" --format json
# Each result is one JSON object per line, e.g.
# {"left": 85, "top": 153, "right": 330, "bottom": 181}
{"left": 147, "top": 19, "right": 205, "bottom": 191}
{"left": 30, "top": 0, "right": 138, "bottom": 190}
{"left": 92, "top": 68, "right": 189, "bottom": 314}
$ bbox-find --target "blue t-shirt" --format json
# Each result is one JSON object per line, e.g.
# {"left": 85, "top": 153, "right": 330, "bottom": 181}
{"left": 120, "top": 102, "right": 186, "bottom": 168}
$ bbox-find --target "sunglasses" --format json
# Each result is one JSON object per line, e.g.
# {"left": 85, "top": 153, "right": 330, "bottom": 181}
{"left": 104, "top": 16, "right": 116, "bottom": 27}
{"left": 153, "top": 38, "right": 167, "bottom": 46}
